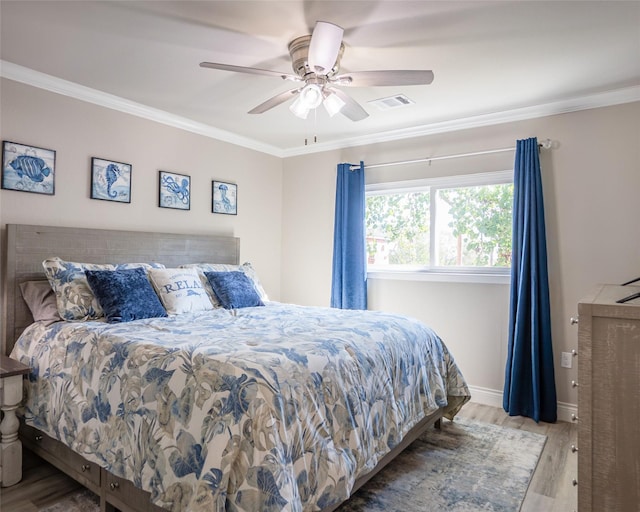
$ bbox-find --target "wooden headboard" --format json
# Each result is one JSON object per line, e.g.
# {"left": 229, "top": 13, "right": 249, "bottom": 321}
{"left": 3, "top": 224, "right": 240, "bottom": 356}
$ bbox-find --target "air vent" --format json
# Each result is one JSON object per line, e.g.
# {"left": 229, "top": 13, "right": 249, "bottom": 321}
{"left": 368, "top": 94, "right": 415, "bottom": 111}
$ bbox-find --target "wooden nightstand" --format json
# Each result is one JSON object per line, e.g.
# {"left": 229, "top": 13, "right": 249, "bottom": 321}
{"left": 0, "top": 354, "right": 30, "bottom": 487}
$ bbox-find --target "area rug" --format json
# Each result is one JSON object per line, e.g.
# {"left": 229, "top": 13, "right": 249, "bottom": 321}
{"left": 38, "top": 488, "right": 100, "bottom": 512}
{"left": 336, "top": 417, "right": 546, "bottom": 512}
{"left": 39, "top": 417, "right": 546, "bottom": 512}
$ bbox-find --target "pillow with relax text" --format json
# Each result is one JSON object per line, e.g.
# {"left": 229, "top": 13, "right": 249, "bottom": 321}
{"left": 148, "top": 268, "right": 214, "bottom": 314}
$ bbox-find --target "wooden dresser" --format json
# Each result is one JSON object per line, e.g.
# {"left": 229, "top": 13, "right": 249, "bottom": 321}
{"left": 577, "top": 285, "right": 640, "bottom": 512}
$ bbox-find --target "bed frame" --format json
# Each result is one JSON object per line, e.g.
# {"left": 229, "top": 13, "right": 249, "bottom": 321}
{"left": 3, "top": 223, "right": 442, "bottom": 512}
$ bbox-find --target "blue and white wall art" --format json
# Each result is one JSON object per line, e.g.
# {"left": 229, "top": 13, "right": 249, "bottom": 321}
{"left": 2, "top": 140, "right": 55, "bottom": 195}
{"left": 159, "top": 170, "right": 190, "bottom": 210}
{"left": 212, "top": 180, "right": 237, "bottom": 215}
{"left": 91, "top": 157, "right": 132, "bottom": 203}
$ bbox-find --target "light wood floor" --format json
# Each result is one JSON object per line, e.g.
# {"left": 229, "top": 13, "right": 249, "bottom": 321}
{"left": 1, "top": 402, "right": 577, "bottom": 512}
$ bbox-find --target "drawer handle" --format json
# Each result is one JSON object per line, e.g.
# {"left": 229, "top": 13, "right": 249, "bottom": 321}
{"left": 571, "top": 414, "right": 579, "bottom": 422}
{"left": 571, "top": 445, "right": 578, "bottom": 453}
{"left": 81, "top": 464, "right": 90, "bottom": 472}
{"left": 110, "top": 482, "right": 120, "bottom": 491}
{"left": 572, "top": 479, "right": 578, "bottom": 486}
{"left": 571, "top": 380, "right": 579, "bottom": 388}
{"left": 35, "top": 435, "right": 43, "bottom": 441}
{"left": 570, "top": 317, "right": 579, "bottom": 325}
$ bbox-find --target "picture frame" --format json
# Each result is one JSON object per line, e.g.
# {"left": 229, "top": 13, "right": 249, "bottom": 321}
{"left": 159, "top": 170, "right": 190, "bottom": 210}
{"left": 2, "top": 140, "right": 55, "bottom": 195}
{"left": 212, "top": 180, "right": 237, "bottom": 215}
{"left": 90, "top": 157, "right": 132, "bottom": 203}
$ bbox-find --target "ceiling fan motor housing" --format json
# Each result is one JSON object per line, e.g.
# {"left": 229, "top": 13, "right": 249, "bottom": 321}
{"left": 288, "top": 35, "right": 344, "bottom": 78}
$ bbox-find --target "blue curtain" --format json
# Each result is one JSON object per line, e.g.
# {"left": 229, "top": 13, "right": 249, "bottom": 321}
{"left": 503, "top": 137, "right": 557, "bottom": 423}
{"left": 331, "top": 161, "right": 367, "bottom": 309}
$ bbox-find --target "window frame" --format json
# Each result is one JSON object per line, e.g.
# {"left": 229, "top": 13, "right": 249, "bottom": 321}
{"left": 366, "top": 170, "right": 513, "bottom": 284}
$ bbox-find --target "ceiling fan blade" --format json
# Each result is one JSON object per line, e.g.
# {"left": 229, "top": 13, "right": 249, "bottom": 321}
{"left": 330, "top": 88, "right": 369, "bottom": 122}
{"left": 248, "top": 88, "right": 301, "bottom": 114}
{"left": 332, "top": 70, "right": 434, "bottom": 87}
{"left": 200, "top": 62, "right": 301, "bottom": 82}
{"left": 308, "top": 21, "right": 344, "bottom": 74}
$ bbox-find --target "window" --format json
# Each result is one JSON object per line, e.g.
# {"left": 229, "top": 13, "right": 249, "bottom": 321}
{"left": 366, "top": 171, "right": 513, "bottom": 280}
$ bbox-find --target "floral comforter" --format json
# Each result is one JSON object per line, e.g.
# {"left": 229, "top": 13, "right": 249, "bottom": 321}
{"left": 11, "top": 303, "right": 470, "bottom": 512}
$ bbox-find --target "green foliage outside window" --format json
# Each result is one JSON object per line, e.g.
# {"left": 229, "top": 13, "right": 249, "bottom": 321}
{"left": 366, "top": 182, "right": 513, "bottom": 268}
{"left": 366, "top": 192, "right": 430, "bottom": 265}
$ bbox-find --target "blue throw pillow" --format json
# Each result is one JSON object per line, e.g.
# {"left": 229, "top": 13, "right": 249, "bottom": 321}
{"left": 204, "top": 271, "right": 264, "bottom": 309}
{"left": 85, "top": 267, "right": 167, "bottom": 323}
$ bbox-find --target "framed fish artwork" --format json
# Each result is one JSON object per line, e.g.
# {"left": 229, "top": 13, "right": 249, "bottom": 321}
{"left": 158, "top": 170, "right": 190, "bottom": 210}
{"left": 90, "top": 157, "right": 132, "bottom": 203}
{"left": 212, "top": 180, "right": 237, "bottom": 215}
{"left": 2, "top": 141, "right": 55, "bottom": 195}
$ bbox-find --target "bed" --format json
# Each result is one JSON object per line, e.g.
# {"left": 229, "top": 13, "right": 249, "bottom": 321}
{"left": 4, "top": 224, "right": 470, "bottom": 512}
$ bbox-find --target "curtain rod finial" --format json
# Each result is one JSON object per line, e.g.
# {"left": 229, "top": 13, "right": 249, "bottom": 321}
{"left": 539, "top": 138, "right": 552, "bottom": 149}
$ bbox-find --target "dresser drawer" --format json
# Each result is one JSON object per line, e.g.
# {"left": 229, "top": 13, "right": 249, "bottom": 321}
{"left": 20, "top": 423, "right": 101, "bottom": 490}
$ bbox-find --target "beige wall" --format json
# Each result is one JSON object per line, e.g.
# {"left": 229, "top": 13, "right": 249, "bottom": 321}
{"left": 0, "top": 78, "right": 283, "bottom": 300}
{"left": 281, "top": 102, "right": 640, "bottom": 410}
{"left": 3, "top": 76, "right": 639, "bottom": 413}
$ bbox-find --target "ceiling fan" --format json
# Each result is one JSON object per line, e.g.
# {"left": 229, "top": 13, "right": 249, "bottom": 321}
{"left": 200, "top": 21, "right": 434, "bottom": 121}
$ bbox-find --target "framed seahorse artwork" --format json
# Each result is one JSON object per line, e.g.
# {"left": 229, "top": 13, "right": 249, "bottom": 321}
{"left": 90, "top": 157, "right": 132, "bottom": 203}
{"left": 2, "top": 140, "right": 56, "bottom": 195}
{"left": 212, "top": 180, "right": 237, "bottom": 215}
{"left": 159, "top": 170, "right": 190, "bottom": 210}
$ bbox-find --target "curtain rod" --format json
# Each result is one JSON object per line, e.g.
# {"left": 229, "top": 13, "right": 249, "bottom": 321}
{"left": 350, "top": 138, "right": 552, "bottom": 171}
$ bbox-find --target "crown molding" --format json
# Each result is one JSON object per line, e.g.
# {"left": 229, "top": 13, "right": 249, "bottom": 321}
{"left": 2, "top": 60, "right": 638, "bottom": 159}
{"left": 0, "top": 60, "right": 284, "bottom": 157}
{"left": 282, "top": 85, "right": 640, "bottom": 157}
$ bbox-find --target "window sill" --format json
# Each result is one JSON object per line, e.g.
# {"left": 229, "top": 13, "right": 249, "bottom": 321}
{"left": 367, "top": 270, "right": 511, "bottom": 285}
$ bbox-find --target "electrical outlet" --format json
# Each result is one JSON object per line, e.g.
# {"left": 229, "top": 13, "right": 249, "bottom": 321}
{"left": 561, "top": 352, "right": 573, "bottom": 369}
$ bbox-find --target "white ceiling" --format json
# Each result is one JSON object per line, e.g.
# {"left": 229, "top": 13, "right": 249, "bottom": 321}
{"left": 1, "top": 1, "right": 639, "bottom": 156}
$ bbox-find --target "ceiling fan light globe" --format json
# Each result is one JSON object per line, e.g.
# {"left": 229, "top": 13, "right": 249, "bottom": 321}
{"left": 289, "top": 96, "right": 310, "bottom": 119}
{"left": 323, "top": 92, "right": 345, "bottom": 117}
{"left": 300, "top": 84, "right": 323, "bottom": 109}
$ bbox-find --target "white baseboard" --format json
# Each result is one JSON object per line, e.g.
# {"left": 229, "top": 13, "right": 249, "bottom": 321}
{"left": 467, "top": 385, "right": 577, "bottom": 423}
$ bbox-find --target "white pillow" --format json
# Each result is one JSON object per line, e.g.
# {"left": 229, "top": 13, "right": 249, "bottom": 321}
{"left": 148, "top": 268, "right": 213, "bottom": 314}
